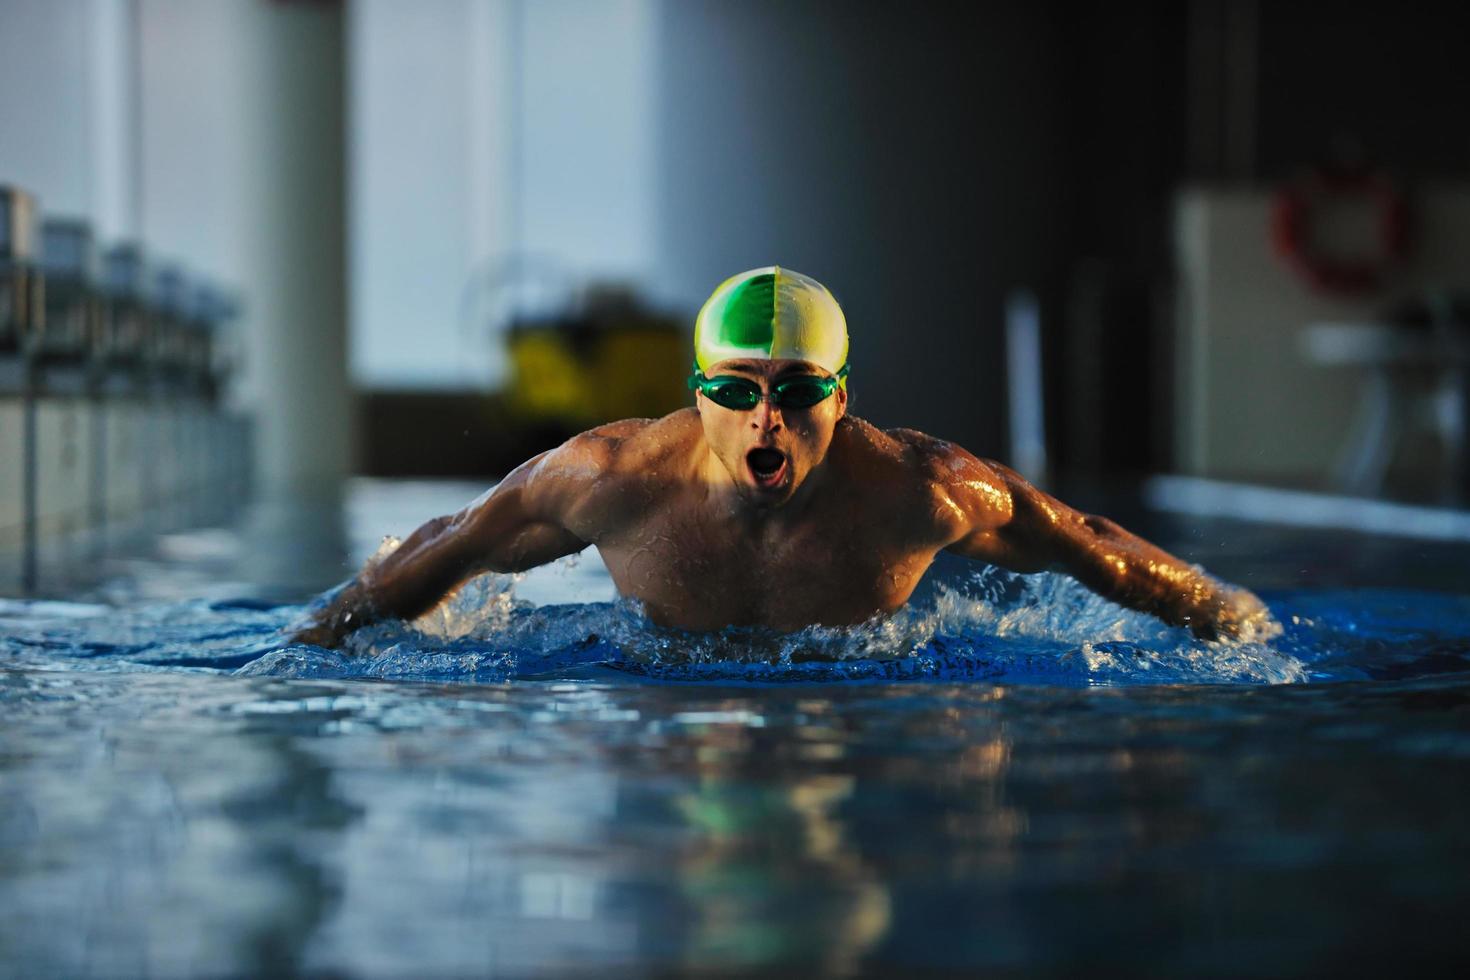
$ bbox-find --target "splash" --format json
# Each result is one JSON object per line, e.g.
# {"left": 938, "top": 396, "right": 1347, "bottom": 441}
{"left": 234, "top": 561, "right": 1307, "bottom": 686}
{"left": 3, "top": 550, "right": 1356, "bottom": 685}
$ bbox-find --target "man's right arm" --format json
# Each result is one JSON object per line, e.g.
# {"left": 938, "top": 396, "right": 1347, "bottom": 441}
{"left": 287, "top": 440, "right": 598, "bottom": 649}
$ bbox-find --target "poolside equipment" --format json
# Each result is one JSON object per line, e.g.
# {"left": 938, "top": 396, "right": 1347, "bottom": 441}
{"left": 693, "top": 267, "right": 849, "bottom": 380}
{"left": 501, "top": 282, "right": 688, "bottom": 429}
{"left": 0, "top": 180, "right": 251, "bottom": 593}
{"left": 1270, "top": 166, "right": 1409, "bottom": 296}
{"left": 1171, "top": 185, "right": 1470, "bottom": 493}
{"left": 0, "top": 185, "right": 41, "bottom": 358}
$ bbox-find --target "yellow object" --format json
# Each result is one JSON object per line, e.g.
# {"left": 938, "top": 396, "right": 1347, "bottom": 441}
{"left": 506, "top": 296, "right": 688, "bottom": 427}
{"left": 506, "top": 332, "right": 589, "bottom": 421}
{"left": 593, "top": 327, "right": 689, "bottom": 420}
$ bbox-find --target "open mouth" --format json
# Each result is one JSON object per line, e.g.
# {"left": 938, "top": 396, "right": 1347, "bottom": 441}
{"left": 745, "top": 447, "right": 789, "bottom": 489}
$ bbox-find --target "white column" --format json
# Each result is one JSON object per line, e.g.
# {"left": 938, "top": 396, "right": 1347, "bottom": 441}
{"left": 139, "top": 0, "right": 352, "bottom": 498}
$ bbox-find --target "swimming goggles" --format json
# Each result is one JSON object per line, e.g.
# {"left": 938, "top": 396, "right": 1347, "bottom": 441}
{"left": 688, "top": 364, "right": 849, "bottom": 410}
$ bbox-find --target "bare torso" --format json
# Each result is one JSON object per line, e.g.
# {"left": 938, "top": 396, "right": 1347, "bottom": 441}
{"left": 292, "top": 405, "right": 1274, "bottom": 648}
{"left": 549, "top": 410, "right": 991, "bottom": 631}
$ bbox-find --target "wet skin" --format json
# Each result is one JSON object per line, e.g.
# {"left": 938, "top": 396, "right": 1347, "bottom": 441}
{"left": 291, "top": 359, "right": 1274, "bottom": 646}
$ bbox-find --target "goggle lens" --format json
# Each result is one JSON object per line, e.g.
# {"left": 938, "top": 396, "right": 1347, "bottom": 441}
{"left": 704, "top": 379, "right": 762, "bottom": 410}
{"left": 772, "top": 379, "right": 831, "bottom": 408}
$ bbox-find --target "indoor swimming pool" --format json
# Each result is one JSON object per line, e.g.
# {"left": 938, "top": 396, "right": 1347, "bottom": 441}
{"left": 2, "top": 480, "right": 1468, "bottom": 976}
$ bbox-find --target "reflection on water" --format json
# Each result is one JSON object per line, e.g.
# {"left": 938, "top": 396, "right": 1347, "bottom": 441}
{"left": 665, "top": 705, "right": 895, "bottom": 973}
{"left": 4, "top": 665, "right": 1470, "bottom": 974}
{"left": 0, "top": 671, "right": 353, "bottom": 977}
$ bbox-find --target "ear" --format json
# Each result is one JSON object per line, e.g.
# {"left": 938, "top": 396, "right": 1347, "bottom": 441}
{"left": 835, "top": 385, "right": 848, "bottom": 419}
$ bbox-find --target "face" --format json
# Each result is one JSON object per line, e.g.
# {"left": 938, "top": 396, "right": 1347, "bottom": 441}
{"left": 695, "top": 358, "right": 848, "bottom": 507}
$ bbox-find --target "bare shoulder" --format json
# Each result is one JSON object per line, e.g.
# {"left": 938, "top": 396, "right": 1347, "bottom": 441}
{"left": 880, "top": 425, "right": 1016, "bottom": 532}
{"left": 878, "top": 425, "right": 999, "bottom": 483}
{"left": 821, "top": 417, "right": 1008, "bottom": 539}
{"left": 533, "top": 411, "right": 695, "bottom": 477}
{"left": 521, "top": 410, "right": 699, "bottom": 534}
{"left": 585, "top": 409, "right": 700, "bottom": 473}
{"left": 829, "top": 416, "right": 917, "bottom": 471}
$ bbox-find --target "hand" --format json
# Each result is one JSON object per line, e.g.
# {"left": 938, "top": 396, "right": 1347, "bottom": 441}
{"left": 1189, "top": 585, "right": 1280, "bottom": 642}
{"left": 284, "top": 619, "right": 345, "bottom": 649}
{"left": 282, "top": 580, "right": 376, "bottom": 650}
{"left": 283, "top": 603, "right": 360, "bottom": 650}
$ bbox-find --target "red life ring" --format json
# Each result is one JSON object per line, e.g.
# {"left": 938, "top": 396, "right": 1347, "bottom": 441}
{"left": 1270, "top": 168, "right": 1409, "bottom": 295}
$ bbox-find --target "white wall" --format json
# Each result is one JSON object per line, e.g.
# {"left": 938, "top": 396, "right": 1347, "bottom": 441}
{"left": 0, "top": 0, "right": 135, "bottom": 237}
{"left": 348, "top": 0, "right": 659, "bottom": 391}
{"left": 516, "top": 0, "right": 657, "bottom": 280}
{"left": 348, "top": 0, "right": 508, "bottom": 389}
{"left": 136, "top": 0, "right": 258, "bottom": 332}
{"left": 138, "top": 0, "right": 352, "bottom": 496}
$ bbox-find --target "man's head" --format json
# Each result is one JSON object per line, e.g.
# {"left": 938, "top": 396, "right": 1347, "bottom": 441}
{"left": 690, "top": 268, "right": 849, "bottom": 506}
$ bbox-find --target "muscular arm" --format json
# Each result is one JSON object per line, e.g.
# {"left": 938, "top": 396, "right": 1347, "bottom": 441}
{"left": 939, "top": 454, "right": 1274, "bottom": 640}
{"left": 288, "top": 437, "right": 604, "bottom": 649}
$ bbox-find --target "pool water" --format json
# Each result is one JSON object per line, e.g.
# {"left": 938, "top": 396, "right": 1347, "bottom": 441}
{"left": 2, "top": 481, "right": 1469, "bottom": 976}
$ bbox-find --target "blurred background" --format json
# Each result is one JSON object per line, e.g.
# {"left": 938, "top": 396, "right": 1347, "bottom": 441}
{"left": 3, "top": 0, "right": 1470, "bottom": 594}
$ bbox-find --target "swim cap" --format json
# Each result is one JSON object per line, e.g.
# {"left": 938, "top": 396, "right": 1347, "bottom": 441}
{"left": 694, "top": 267, "right": 849, "bottom": 378}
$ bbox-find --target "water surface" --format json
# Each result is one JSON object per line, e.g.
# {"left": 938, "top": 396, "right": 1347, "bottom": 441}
{"left": 2, "top": 481, "right": 1468, "bottom": 977}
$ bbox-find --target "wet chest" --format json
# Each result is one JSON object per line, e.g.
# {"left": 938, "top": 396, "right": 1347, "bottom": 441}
{"left": 598, "top": 507, "right": 937, "bottom": 629}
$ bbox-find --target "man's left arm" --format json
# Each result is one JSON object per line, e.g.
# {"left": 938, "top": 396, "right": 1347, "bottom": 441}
{"left": 940, "top": 455, "right": 1276, "bottom": 641}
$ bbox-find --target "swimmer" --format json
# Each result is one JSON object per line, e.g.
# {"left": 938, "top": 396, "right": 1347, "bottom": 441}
{"left": 290, "top": 267, "right": 1274, "bottom": 648}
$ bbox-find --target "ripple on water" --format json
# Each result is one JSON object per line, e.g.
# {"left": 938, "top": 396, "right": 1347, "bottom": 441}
{"left": 0, "top": 562, "right": 1340, "bottom": 686}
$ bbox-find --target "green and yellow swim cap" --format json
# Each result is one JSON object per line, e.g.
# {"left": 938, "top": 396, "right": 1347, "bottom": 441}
{"left": 694, "top": 267, "right": 849, "bottom": 379}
